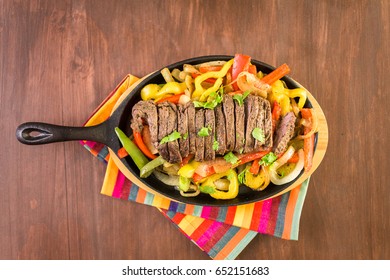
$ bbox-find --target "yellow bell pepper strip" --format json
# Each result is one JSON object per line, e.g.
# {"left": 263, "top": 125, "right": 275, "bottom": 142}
{"left": 243, "top": 166, "right": 270, "bottom": 191}
{"left": 199, "top": 169, "right": 239, "bottom": 200}
{"left": 269, "top": 80, "right": 292, "bottom": 116}
{"left": 178, "top": 160, "right": 200, "bottom": 178}
{"left": 192, "top": 59, "right": 234, "bottom": 100}
{"left": 199, "top": 78, "right": 223, "bottom": 101}
{"left": 140, "top": 84, "right": 161, "bottom": 100}
{"left": 287, "top": 88, "right": 307, "bottom": 109}
{"left": 114, "top": 127, "right": 149, "bottom": 170}
{"left": 141, "top": 82, "right": 186, "bottom": 101}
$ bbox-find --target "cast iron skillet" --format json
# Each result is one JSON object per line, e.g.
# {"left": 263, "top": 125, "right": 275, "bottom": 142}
{"left": 16, "top": 55, "right": 317, "bottom": 206}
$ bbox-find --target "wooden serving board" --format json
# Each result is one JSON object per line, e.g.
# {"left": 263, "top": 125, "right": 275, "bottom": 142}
{"left": 108, "top": 75, "right": 329, "bottom": 203}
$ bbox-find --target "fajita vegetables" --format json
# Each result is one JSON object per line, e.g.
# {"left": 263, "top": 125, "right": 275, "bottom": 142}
{"left": 115, "top": 54, "right": 318, "bottom": 200}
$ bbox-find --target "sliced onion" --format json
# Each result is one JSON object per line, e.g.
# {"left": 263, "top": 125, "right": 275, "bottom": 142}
{"left": 236, "top": 71, "right": 271, "bottom": 98}
{"left": 161, "top": 67, "right": 175, "bottom": 83}
{"left": 171, "top": 68, "right": 184, "bottom": 82}
{"left": 214, "top": 179, "right": 230, "bottom": 191}
{"left": 258, "top": 165, "right": 271, "bottom": 191}
{"left": 152, "top": 170, "right": 179, "bottom": 186}
{"left": 179, "top": 94, "right": 191, "bottom": 105}
{"left": 180, "top": 184, "right": 200, "bottom": 197}
{"left": 195, "top": 60, "right": 227, "bottom": 68}
{"left": 270, "top": 149, "right": 304, "bottom": 185}
{"left": 183, "top": 64, "right": 199, "bottom": 74}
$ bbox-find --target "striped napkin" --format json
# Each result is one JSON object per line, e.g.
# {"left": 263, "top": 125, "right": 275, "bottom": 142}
{"left": 82, "top": 75, "right": 309, "bottom": 260}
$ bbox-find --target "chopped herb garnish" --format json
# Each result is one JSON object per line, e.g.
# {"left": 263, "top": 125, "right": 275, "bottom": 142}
{"left": 182, "top": 132, "right": 188, "bottom": 140}
{"left": 252, "top": 127, "right": 265, "bottom": 143}
{"left": 238, "top": 166, "right": 249, "bottom": 184}
{"left": 212, "top": 140, "right": 219, "bottom": 151}
{"left": 193, "top": 87, "right": 223, "bottom": 109}
{"left": 198, "top": 126, "right": 211, "bottom": 137}
{"left": 232, "top": 90, "right": 250, "bottom": 106}
{"left": 199, "top": 185, "right": 216, "bottom": 194}
{"left": 259, "top": 152, "right": 277, "bottom": 166}
{"left": 224, "top": 152, "right": 239, "bottom": 164}
{"left": 160, "top": 130, "right": 181, "bottom": 144}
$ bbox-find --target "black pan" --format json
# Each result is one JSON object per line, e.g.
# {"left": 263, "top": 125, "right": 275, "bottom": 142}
{"left": 16, "top": 55, "right": 317, "bottom": 206}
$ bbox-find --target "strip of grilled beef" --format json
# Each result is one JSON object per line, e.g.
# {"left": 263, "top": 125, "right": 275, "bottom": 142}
{"left": 194, "top": 109, "right": 205, "bottom": 162}
{"left": 157, "top": 103, "right": 170, "bottom": 160}
{"left": 166, "top": 102, "right": 182, "bottom": 163}
{"left": 177, "top": 103, "right": 189, "bottom": 159}
{"left": 244, "top": 95, "right": 260, "bottom": 153}
{"left": 253, "top": 97, "right": 265, "bottom": 151}
{"left": 272, "top": 112, "right": 296, "bottom": 155}
{"left": 214, "top": 104, "right": 226, "bottom": 155}
{"left": 263, "top": 99, "right": 273, "bottom": 150}
{"left": 204, "top": 109, "right": 215, "bottom": 161}
{"left": 130, "top": 100, "right": 159, "bottom": 148}
{"left": 234, "top": 99, "right": 245, "bottom": 153}
{"left": 223, "top": 94, "right": 235, "bottom": 151}
{"left": 186, "top": 102, "right": 196, "bottom": 155}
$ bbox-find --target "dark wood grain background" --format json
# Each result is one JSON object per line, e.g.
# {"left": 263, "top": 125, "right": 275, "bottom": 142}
{"left": 1, "top": 0, "right": 389, "bottom": 260}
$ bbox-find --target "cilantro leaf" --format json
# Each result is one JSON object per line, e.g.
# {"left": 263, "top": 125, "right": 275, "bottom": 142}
{"left": 238, "top": 166, "right": 249, "bottom": 184}
{"left": 212, "top": 140, "right": 219, "bottom": 151}
{"left": 160, "top": 130, "right": 181, "bottom": 145}
{"left": 259, "top": 152, "right": 277, "bottom": 166}
{"left": 199, "top": 185, "right": 216, "bottom": 194}
{"left": 252, "top": 127, "right": 265, "bottom": 143}
{"left": 192, "top": 87, "right": 224, "bottom": 109}
{"left": 232, "top": 90, "right": 250, "bottom": 106}
{"left": 198, "top": 126, "right": 210, "bottom": 137}
{"left": 182, "top": 132, "right": 188, "bottom": 140}
{"left": 224, "top": 152, "right": 239, "bottom": 164}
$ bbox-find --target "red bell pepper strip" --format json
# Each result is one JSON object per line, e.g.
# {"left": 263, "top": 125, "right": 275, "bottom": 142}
{"left": 248, "top": 64, "right": 257, "bottom": 75}
{"left": 238, "top": 149, "right": 271, "bottom": 166}
{"left": 301, "top": 108, "right": 314, "bottom": 171}
{"left": 260, "top": 63, "right": 291, "bottom": 85}
{"left": 156, "top": 93, "right": 184, "bottom": 104}
{"left": 272, "top": 101, "right": 282, "bottom": 133}
{"left": 199, "top": 65, "right": 223, "bottom": 73}
{"left": 249, "top": 159, "right": 261, "bottom": 175}
{"left": 287, "top": 152, "right": 299, "bottom": 163}
{"left": 231, "top": 54, "right": 251, "bottom": 91}
{"left": 117, "top": 147, "right": 128, "bottom": 159}
{"left": 180, "top": 154, "right": 194, "bottom": 167}
{"left": 133, "top": 131, "right": 157, "bottom": 159}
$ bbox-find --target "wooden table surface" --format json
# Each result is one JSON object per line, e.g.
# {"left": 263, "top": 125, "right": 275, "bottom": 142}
{"left": 1, "top": 0, "right": 389, "bottom": 260}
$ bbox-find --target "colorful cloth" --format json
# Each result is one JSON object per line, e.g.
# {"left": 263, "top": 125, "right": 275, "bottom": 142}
{"left": 81, "top": 75, "right": 309, "bottom": 260}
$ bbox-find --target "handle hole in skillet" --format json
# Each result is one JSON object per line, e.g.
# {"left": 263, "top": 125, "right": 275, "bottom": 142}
{"left": 22, "top": 128, "right": 52, "bottom": 141}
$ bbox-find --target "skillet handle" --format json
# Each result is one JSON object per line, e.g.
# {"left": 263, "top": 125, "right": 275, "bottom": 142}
{"left": 16, "top": 121, "right": 112, "bottom": 146}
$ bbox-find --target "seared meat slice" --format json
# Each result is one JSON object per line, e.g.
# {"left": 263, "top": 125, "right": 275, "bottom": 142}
{"left": 166, "top": 102, "right": 182, "bottom": 163}
{"left": 187, "top": 102, "right": 196, "bottom": 155}
{"left": 131, "top": 100, "right": 158, "bottom": 148}
{"left": 177, "top": 104, "right": 189, "bottom": 159}
{"left": 253, "top": 97, "right": 265, "bottom": 151}
{"left": 273, "top": 112, "right": 296, "bottom": 155}
{"left": 204, "top": 109, "right": 215, "bottom": 161}
{"left": 194, "top": 109, "right": 205, "bottom": 162}
{"left": 234, "top": 99, "right": 245, "bottom": 153}
{"left": 223, "top": 94, "right": 235, "bottom": 151}
{"left": 244, "top": 95, "right": 260, "bottom": 153}
{"left": 263, "top": 99, "right": 273, "bottom": 150}
{"left": 157, "top": 103, "right": 170, "bottom": 160}
{"left": 214, "top": 104, "right": 226, "bottom": 155}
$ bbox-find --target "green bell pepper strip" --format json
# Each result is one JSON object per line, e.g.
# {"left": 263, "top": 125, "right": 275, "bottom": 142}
{"left": 140, "top": 156, "right": 166, "bottom": 178}
{"left": 114, "top": 127, "right": 149, "bottom": 170}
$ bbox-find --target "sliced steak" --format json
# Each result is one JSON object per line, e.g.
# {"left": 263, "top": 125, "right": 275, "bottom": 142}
{"left": 263, "top": 99, "right": 273, "bottom": 150}
{"left": 214, "top": 104, "right": 226, "bottom": 155}
{"left": 131, "top": 100, "right": 159, "bottom": 148}
{"left": 223, "top": 94, "right": 235, "bottom": 151}
{"left": 166, "top": 102, "right": 182, "bottom": 163}
{"left": 253, "top": 97, "right": 265, "bottom": 151}
{"left": 157, "top": 103, "right": 170, "bottom": 161}
{"left": 234, "top": 99, "right": 245, "bottom": 153}
{"left": 177, "top": 104, "right": 189, "bottom": 159}
{"left": 204, "top": 109, "right": 215, "bottom": 161}
{"left": 186, "top": 102, "right": 196, "bottom": 155}
{"left": 272, "top": 112, "right": 296, "bottom": 155}
{"left": 244, "top": 95, "right": 260, "bottom": 153}
{"left": 194, "top": 109, "right": 205, "bottom": 162}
